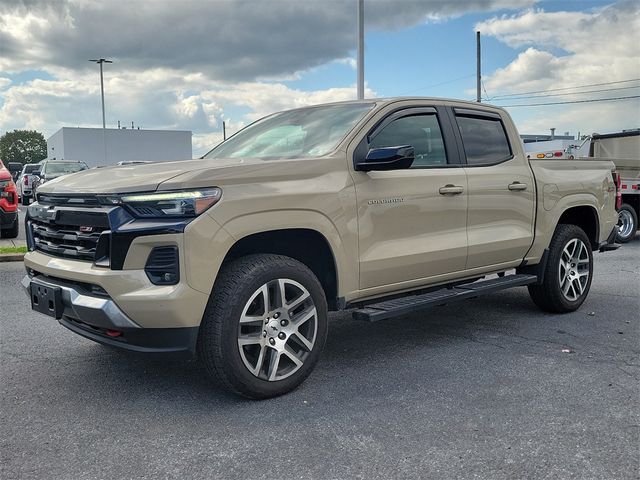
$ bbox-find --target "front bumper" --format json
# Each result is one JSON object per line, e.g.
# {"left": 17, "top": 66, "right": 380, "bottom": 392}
{"left": 21, "top": 195, "right": 229, "bottom": 351}
{"left": 21, "top": 272, "right": 199, "bottom": 353}
{"left": 0, "top": 208, "right": 17, "bottom": 228}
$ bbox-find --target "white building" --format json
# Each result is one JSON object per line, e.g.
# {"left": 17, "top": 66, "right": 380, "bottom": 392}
{"left": 47, "top": 127, "right": 192, "bottom": 168}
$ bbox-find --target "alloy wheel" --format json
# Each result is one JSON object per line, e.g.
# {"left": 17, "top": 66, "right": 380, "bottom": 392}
{"left": 558, "top": 238, "right": 590, "bottom": 301}
{"left": 237, "top": 278, "right": 317, "bottom": 381}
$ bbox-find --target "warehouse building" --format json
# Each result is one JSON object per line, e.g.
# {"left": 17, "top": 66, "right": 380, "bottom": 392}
{"left": 46, "top": 127, "right": 192, "bottom": 168}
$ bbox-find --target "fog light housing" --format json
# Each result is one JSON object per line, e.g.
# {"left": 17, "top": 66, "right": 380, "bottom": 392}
{"left": 145, "top": 246, "right": 179, "bottom": 285}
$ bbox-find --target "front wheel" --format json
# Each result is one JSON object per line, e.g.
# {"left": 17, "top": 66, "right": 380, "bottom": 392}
{"left": 198, "top": 254, "right": 328, "bottom": 399}
{"left": 616, "top": 203, "right": 637, "bottom": 243}
{"left": 528, "top": 224, "right": 593, "bottom": 313}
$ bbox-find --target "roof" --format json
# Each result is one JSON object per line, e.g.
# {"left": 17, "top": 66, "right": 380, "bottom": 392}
{"left": 277, "top": 96, "right": 507, "bottom": 114}
{"left": 592, "top": 129, "right": 640, "bottom": 140}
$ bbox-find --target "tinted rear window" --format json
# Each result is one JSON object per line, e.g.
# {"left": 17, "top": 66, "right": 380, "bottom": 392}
{"left": 456, "top": 115, "right": 511, "bottom": 165}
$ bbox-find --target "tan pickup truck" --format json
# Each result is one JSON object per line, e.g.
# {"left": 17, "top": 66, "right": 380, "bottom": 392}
{"left": 23, "top": 98, "right": 619, "bottom": 398}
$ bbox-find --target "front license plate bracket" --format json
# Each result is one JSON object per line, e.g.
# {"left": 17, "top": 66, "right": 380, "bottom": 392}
{"left": 30, "top": 281, "right": 64, "bottom": 319}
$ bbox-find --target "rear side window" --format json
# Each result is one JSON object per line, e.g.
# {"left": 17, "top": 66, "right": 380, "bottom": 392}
{"left": 456, "top": 115, "right": 512, "bottom": 165}
{"left": 369, "top": 114, "right": 448, "bottom": 167}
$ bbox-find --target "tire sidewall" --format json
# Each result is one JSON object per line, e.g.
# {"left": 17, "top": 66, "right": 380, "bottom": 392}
{"left": 212, "top": 258, "right": 328, "bottom": 398}
{"left": 547, "top": 226, "right": 594, "bottom": 311}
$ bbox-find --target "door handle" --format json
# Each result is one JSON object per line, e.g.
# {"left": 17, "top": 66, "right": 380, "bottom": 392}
{"left": 508, "top": 182, "right": 528, "bottom": 191}
{"left": 439, "top": 185, "right": 464, "bottom": 195}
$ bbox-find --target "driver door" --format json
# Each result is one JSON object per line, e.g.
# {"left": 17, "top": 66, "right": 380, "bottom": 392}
{"left": 352, "top": 107, "right": 468, "bottom": 290}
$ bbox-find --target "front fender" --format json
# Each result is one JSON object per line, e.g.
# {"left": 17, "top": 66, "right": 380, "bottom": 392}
{"left": 185, "top": 209, "right": 357, "bottom": 300}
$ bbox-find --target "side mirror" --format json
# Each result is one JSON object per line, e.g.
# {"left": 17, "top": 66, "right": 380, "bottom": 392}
{"left": 355, "top": 145, "right": 414, "bottom": 171}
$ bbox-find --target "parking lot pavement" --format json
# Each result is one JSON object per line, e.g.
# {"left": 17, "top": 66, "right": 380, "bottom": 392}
{"left": 1, "top": 238, "right": 638, "bottom": 479}
{"left": 16, "top": 208, "right": 26, "bottom": 242}
{"left": 0, "top": 209, "right": 26, "bottom": 249}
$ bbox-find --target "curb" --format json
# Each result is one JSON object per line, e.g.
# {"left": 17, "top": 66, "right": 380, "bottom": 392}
{"left": 0, "top": 253, "right": 25, "bottom": 262}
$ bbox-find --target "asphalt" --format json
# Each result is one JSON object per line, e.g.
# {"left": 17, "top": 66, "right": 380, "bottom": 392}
{"left": 0, "top": 208, "right": 26, "bottom": 249}
{"left": 16, "top": 207, "right": 26, "bottom": 241}
{"left": 1, "top": 238, "right": 638, "bottom": 479}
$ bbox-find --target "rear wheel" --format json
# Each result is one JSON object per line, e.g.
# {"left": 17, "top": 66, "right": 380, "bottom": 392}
{"left": 22, "top": 194, "right": 31, "bottom": 206}
{"left": 198, "top": 254, "right": 328, "bottom": 399}
{"left": 616, "top": 203, "right": 637, "bottom": 243}
{"left": 528, "top": 224, "right": 593, "bottom": 313}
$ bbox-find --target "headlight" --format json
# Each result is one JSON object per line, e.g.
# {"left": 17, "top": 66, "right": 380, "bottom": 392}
{"left": 103, "top": 188, "right": 222, "bottom": 218}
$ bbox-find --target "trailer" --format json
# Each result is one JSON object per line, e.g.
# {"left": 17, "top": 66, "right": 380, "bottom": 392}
{"left": 590, "top": 131, "right": 640, "bottom": 243}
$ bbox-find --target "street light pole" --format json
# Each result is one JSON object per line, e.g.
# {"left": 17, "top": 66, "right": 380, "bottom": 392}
{"left": 357, "top": 0, "right": 364, "bottom": 100}
{"left": 89, "top": 58, "right": 113, "bottom": 128}
{"left": 476, "top": 32, "right": 481, "bottom": 103}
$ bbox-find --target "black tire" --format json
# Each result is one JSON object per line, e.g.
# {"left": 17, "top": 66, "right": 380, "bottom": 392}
{"left": 22, "top": 194, "right": 30, "bottom": 206}
{"left": 1, "top": 217, "right": 19, "bottom": 239}
{"left": 197, "top": 254, "right": 328, "bottom": 399}
{"left": 616, "top": 203, "right": 637, "bottom": 243}
{"left": 528, "top": 224, "right": 593, "bottom": 313}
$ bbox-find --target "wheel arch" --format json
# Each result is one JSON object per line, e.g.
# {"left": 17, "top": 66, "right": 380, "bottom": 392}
{"left": 222, "top": 228, "right": 340, "bottom": 310}
{"left": 556, "top": 204, "right": 600, "bottom": 249}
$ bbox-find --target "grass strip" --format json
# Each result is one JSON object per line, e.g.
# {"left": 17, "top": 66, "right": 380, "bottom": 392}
{"left": 0, "top": 246, "right": 27, "bottom": 254}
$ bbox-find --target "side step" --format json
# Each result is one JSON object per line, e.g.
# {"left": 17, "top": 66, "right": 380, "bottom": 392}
{"left": 352, "top": 274, "right": 537, "bottom": 322}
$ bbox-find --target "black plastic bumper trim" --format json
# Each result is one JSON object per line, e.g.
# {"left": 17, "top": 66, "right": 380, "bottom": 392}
{"left": 59, "top": 317, "right": 199, "bottom": 354}
{"left": 0, "top": 209, "right": 18, "bottom": 227}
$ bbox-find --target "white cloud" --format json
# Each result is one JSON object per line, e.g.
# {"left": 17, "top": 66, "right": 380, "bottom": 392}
{"left": 0, "top": 0, "right": 535, "bottom": 78}
{"left": 475, "top": 2, "right": 640, "bottom": 134}
{"left": 0, "top": 67, "right": 377, "bottom": 156}
{"left": 0, "top": 0, "right": 538, "bottom": 156}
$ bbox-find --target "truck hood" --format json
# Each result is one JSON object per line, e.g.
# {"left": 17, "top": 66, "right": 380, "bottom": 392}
{"left": 36, "top": 158, "right": 259, "bottom": 194}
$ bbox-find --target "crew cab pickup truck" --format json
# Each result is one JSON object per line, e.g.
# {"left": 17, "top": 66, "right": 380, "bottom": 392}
{"left": 23, "top": 98, "right": 619, "bottom": 398}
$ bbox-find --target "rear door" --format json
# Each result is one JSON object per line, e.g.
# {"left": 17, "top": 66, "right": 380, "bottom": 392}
{"left": 352, "top": 106, "right": 468, "bottom": 289}
{"left": 451, "top": 108, "right": 535, "bottom": 269}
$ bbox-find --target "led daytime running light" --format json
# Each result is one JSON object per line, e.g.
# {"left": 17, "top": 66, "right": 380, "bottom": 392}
{"left": 121, "top": 190, "right": 215, "bottom": 202}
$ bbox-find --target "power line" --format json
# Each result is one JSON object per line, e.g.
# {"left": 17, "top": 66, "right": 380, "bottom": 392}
{"left": 490, "top": 78, "right": 640, "bottom": 99}
{"left": 490, "top": 84, "right": 640, "bottom": 102}
{"left": 398, "top": 74, "right": 475, "bottom": 96}
{"left": 499, "top": 95, "right": 640, "bottom": 107}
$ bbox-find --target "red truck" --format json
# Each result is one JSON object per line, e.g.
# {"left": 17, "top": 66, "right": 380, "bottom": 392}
{"left": 0, "top": 159, "right": 19, "bottom": 238}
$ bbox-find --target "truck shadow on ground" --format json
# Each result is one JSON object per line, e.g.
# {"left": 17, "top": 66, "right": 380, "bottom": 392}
{"left": 78, "top": 288, "right": 551, "bottom": 403}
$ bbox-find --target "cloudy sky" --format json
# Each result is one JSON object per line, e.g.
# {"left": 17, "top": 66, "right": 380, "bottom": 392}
{"left": 1, "top": 0, "right": 638, "bottom": 156}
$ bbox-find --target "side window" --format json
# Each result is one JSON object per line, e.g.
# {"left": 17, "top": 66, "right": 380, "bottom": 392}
{"left": 369, "top": 114, "right": 448, "bottom": 167}
{"left": 455, "top": 115, "right": 512, "bottom": 165}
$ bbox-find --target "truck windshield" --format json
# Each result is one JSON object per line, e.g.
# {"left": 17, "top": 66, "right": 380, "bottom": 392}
{"left": 44, "top": 162, "right": 88, "bottom": 175}
{"left": 205, "top": 103, "right": 375, "bottom": 160}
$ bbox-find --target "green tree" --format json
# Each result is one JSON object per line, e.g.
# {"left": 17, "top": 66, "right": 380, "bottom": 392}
{"left": 0, "top": 129, "right": 47, "bottom": 165}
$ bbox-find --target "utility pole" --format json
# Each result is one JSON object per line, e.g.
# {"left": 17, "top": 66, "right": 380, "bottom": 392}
{"left": 222, "top": 121, "right": 227, "bottom": 141}
{"left": 476, "top": 31, "right": 481, "bottom": 103}
{"left": 357, "top": 0, "right": 364, "bottom": 100}
{"left": 89, "top": 58, "right": 113, "bottom": 128}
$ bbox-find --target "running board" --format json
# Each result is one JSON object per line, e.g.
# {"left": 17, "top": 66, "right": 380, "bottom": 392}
{"left": 352, "top": 274, "right": 537, "bottom": 322}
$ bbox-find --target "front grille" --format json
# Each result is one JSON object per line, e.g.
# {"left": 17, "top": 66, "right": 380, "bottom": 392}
{"left": 37, "top": 194, "right": 101, "bottom": 207}
{"left": 31, "top": 219, "right": 108, "bottom": 261}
